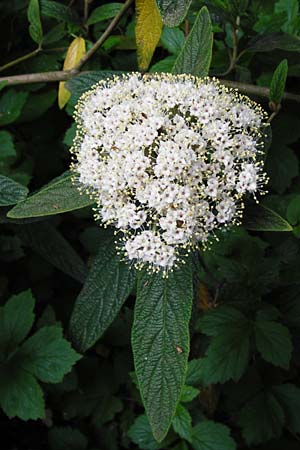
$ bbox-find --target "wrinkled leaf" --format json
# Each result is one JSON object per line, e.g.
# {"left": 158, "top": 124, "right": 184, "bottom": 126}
{"left": 172, "top": 7, "right": 213, "bottom": 77}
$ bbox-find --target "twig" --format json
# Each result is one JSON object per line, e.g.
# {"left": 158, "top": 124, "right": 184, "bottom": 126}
{"left": 84, "top": 0, "right": 89, "bottom": 23}
{"left": 74, "top": 0, "right": 134, "bottom": 70}
{"left": 219, "top": 17, "right": 240, "bottom": 77}
{"left": 0, "top": 47, "right": 41, "bottom": 73}
{"left": 0, "top": 70, "right": 78, "bottom": 85}
{"left": 0, "top": 70, "right": 299, "bottom": 104}
{"left": 220, "top": 80, "right": 300, "bottom": 103}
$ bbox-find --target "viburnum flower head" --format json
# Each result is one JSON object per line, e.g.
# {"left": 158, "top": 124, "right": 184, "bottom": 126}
{"left": 71, "top": 73, "right": 268, "bottom": 273}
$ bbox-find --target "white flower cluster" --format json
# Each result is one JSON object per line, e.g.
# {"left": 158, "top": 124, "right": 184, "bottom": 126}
{"left": 71, "top": 73, "right": 268, "bottom": 272}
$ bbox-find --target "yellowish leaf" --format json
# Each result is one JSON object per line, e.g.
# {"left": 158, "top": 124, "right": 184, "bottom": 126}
{"left": 135, "top": 0, "right": 163, "bottom": 71}
{"left": 197, "top": 282, "right": 214, "bottom": 311}
{"left": 58, "top": 37, "right": 86, "bottom": 109}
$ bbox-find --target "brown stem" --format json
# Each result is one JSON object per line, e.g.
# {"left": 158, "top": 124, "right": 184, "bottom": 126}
{"left": 74, "top": 0, "right": 134, "bottom": 70}
{"left": 0, "top": 47, "right": 41, "bottom": 73}
{"left": 1, "top": 70, "right": 299, "bottom": 104}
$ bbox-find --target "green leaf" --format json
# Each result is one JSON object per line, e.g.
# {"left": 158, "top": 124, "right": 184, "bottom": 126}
{"left": 199, "top": 307, "right": 251, "bottom": 384}
{"left": 150, "top": 55, "right": 177, "bottom": 73}
{"left": 286, "top": 195, "right": 300, "bottom": 226}
{"left": 66, "top": 71, "right": 122, "bottom": 107}
{"left": 254, "top": 317, "right": 292, "bottom": 369}
{"left": 161, "top": 27, "right": 185, "bottom": 54}
{"left": 185, "top": 359, "right": 204, "bottom": 386}
{"left": 266, "top": 144, "right": 299, "bottom": 194}
{"left": 0, "top": 290, "right": 35, "bottom": 356}
{"left": 248, "top": 32, "right": 300, "bottom": 52}
{"left": 0, "top": 130, "right": 16, "bottom": 159}
{"left": 180, "top": 385, "right": 200, "bottom": 402}
{"left": 19, "top": 325, "right": 80, "bottom": 383}
{"left": 0, "top": 175, "right": 28, "bottom": 206}
{"left": 17, "top": 89, "right": 56, "bottom": 123}
{"left": 0, "top": 366, "right": 45, "bottom": 420}
{"left": 172, "top": 404, "right": 192, "bottom": 442}
{"left": 237, "top": 391, "right": 284, "bottom": 445}
{"left": 40, "top": 0, "right": 79, "bottom": 24}
{"left": 128, "top": 414, "right": 166, "bottom": 450}
{"left": 192, "top": 420, "right": 236, "bottom": 450}
{"left": 17, "top": 222, "right": 87, "bottom": 283}
{"left": 269, "top": 59, "right": 288, "bottom": 104}
{"left": 69, "top": 232, "right": 136, "bottom": 352}
{"left": 132, "top": 263, "right": 193, "bottom": 442}
{"left": 272, "top": 384, "right": 300, "bottom": 433}
{"left": 27, "top": 0, "right": 43, "bottom": 45}
{"left": 0, "top": 89, "right": 28, "bottom": 126}
{"left": 87, "top": 3, "right": 123, "bottom": 25}
{"left": 197, "top": 305, "right": 246, "bottom": 336}
{"left": 7, "top": 172, "right": 93, "bottom": 219}
{"left": 155, "top": 0, "right": 192, "bottom": 27}
{"left": 172, "top": 7, "right": 213, "bottom": 77}
{"left": 243, "top": 203, "right": 293, "bottom": 231}
{"left": 48, "top": 427, "right": 88, "bottom": 450}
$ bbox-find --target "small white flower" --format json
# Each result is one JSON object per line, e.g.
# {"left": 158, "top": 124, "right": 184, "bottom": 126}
{"left": 71, "top": 73, "right": 268, "bottom": 272}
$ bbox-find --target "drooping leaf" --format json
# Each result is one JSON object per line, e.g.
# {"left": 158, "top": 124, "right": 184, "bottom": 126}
{"left": 180, "top": 385, "right": 200, "bottom": 402}
{"left": 128, "top": 414, "right": 168, "bottom": 450}
{"left": 272, "top": 384, "right": 300, "bottom": 433}
{"left": 185, "top": 359, "right": 205, "bottom": 386}
{"left": 286, "top": 195, "right": 300, "bottom": 226}
{"left": 135, "top": 0, "right": 163, "bottom": 71}
{"left": 161, "top": 27, "right": 185, "bottom": 55}
{"left": 87, "top": 3, "right": 123, "bottom": 25}
{"left": 16, "top": 222, "right": 87, "bottom": 283}
{"left": 254, "top": 316, "right": 292, "bottom": 369}
{"left": 266, "top": 144, "right": 299, "bottom": 194}
{"left": 237, "top": 391, "right": 284, "bottom": 445}
{"left": 192, "top": 420, "right": 236, "bottom": 450}
{"left": 19, "top": 325, "right": 81, "bottom": 383}
{"left": 199, "top": 307, "right": 251, "bottom": 384}
{"left": 243, "top": 203, "right": 293, "bottom": 231}
{"left": 247, "top": 32, "right": 300, "bottom": 52}
{"left": 0, "top": 131, "right": 16, "bottom": 159}
{"left": 0, "top": 175, "right": 28, "bottom": 206}
{"left": 0, "top": 366, "right": 45, "bottom": 421}
{"left": 66, "top": 71, "right": 122, "bottom": 106}
{"left": 58, "top": 37, "right": 86, "bottom": 109}
{"left": 172, "top": 7, "right": 213, "bottom": 77}
{"left": 69, "top": 232, "right": 136, "bottom": 352}
{"left": 40, "top": 0, "right": 79, "bottom": 24}
{"left": 132, "top": 263, "right": 193, "bottom": 442}
{"left": 27, "top": 0, "right": 43, "bottom": 45}
{"left": 48, "top": 426, "right": 88, "bottom": 450}
{"left": 155, "top": 0, "right": 192, "bottom": 27}
{"left": 269, "top": 59, "right": 288, "bottom": 104}
{"left": 0, "top": 290, "right": 35, "bottom": 356}
{"left": 7, "top": 172, "right": 93, "bottom": 219}
{"left": 0, "top": 90, "right": 28, "bottom": 126}
{"left": 172, "top": 404, "right": 192, "bottom": 442}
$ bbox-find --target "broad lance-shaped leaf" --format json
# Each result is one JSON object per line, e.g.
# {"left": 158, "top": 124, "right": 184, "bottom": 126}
{"left": 0, "top": 175, "right": 28, "bottom": 206}
{"left": 58, "top": 37, "right": 86, "bottom": 109}
{"left": 27, "top": 0, "right": 43, "bottom": 45}
{"left": 243, "top": 203, "right": 293, "bottom": 232}
{"left": 7, "top": 172, "right": 93, "bottom": 219}
{"left": 269, "top": 59, "right": 288, "bottom": 105}
{"left": 155, "top": 0, "right": 192, "bottom": 27}
{"left": 69, "top": 232, "right": 136, "bottom": 352}
{"left": 172, "top": 6, "right": 213, "bottom": 77}
{"left": 135, "top": 0, "right": 163, "bottom": 71}
{"left": 132, "top": 263, "right": 193, "bottom": 442}
{"left": 16, "top": 222, "right": 87, "bottom": 283}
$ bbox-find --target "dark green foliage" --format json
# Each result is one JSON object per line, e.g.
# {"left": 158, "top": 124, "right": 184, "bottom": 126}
{"left": 1, "top": 1, "right": 300, "bottom": 449}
